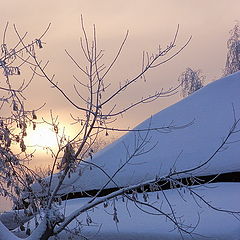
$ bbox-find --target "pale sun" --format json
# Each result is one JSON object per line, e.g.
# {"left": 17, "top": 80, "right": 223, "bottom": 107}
{"left": 24, "top": 125, "right": 58, "bottom": 149}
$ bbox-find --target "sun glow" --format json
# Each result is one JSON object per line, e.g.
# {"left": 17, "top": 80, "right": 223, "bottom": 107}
{"left": 24, "top": 125, "right": 58, "bottom": 149}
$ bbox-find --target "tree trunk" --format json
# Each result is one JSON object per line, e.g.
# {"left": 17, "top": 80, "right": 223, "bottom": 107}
{"left": 26, "top": 217, "right": 54, "bottom": 240}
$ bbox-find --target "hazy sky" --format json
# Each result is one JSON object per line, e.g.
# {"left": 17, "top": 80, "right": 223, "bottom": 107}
{"left": 1, "top": 1, "right": 240, "bottom": 127}
{"left": 1, "top": 0, "right": 240, "bottom": 141}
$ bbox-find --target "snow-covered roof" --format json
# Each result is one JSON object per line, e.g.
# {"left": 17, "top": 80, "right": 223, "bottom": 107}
{"left": 28, "top": 72, "right": 240, "bottom": 197}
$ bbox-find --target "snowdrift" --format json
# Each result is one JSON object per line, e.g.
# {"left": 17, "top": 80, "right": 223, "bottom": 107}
{"left": 56, "top": 183, "right": 240, "bottom": 240}
{"left": 14, "top": 183, "right": 240, "bottom": 240}
{"left": 27, "top": 72, "right": 240, "bottom": 197}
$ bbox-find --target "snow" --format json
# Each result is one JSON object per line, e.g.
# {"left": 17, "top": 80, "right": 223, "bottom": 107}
{"left": 0, "top": 209, "right": 34, "bottom": 230}
{"left": 0, "top": 220, "right": 19, "bottom": 240}
{"left": 57, "top": 183, "right": 239, "bottom": 240}
{"left": 28, "top": 71, "right": 240, "bottom": 197}
{"left": 15, "top": 183, "right": 240, "bottom": 240}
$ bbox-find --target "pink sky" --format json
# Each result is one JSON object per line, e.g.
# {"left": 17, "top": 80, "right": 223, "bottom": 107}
{"left": 1, "top": 0, "right": 240, "bottom": 128}
{"left": 1, "top": 0, "right": 240, "bottom": 211}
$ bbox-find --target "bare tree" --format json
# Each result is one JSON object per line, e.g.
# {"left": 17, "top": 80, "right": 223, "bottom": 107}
{"left": 178, "top": 67, "right": 205, "bottom": 98}
{"left": 224, "top": 22, "right": 240, "bottom": 76}
{"left": 0, "top": 22, "right": 49, "bottom": 208}
{"left": 0, "top": 19, "right": 239, "bottom": 240}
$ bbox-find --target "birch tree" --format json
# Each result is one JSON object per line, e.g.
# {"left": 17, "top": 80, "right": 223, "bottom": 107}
{"left": 178, "top": 67, "right": 204, "bottom": 98}
{"left": 224, "top": 22, "right": 240, "bottom": 76}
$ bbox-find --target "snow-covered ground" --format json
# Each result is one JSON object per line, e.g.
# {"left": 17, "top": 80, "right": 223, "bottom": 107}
{"left": 54, "top": 182, "right": 240, "bottom": 240}
{"left": 11, "top": 183, "right": 240, "bottom": 240}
